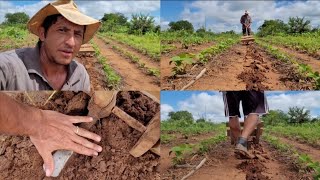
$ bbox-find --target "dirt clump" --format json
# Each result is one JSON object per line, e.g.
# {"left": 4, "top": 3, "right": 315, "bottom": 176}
{"left": 0, "top": 91, "right": 160, "bottom": 180}
{"left": 116, "top": 91, "right": 160, "bottom": 125}
{"left": 238, "top": 44, "right": 270, "bottom": 90}
{"left": 237, "top": 159, "right": 270, "bottom": 180}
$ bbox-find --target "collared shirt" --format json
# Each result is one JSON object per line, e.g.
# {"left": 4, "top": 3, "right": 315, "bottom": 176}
{"left": 0, "top": 46, "right": 90, "bottom": 92}
{"left": 240, "top": 15, "right": 252, "bottom": 28}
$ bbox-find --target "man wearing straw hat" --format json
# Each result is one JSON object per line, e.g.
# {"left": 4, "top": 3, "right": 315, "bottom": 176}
{"left": 0, "top": 0, "right": 101, "bottom": 91}
{"left": 240, "top": 10, "right": 252, "bottom": 36}
{"left": 0, "top": 0, "right": 103, "bottom": 177}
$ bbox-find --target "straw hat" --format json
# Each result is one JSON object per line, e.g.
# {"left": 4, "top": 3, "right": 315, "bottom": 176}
{"left": 27, "top": 0, "right": 101, "bottom": 44}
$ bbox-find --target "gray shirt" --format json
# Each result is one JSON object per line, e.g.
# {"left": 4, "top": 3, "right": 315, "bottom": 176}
{"left": 240, "top": 15, "right": 252, "bottom": 28}
{"left": 0, "top": 46, "right": 90, "bottom": 92}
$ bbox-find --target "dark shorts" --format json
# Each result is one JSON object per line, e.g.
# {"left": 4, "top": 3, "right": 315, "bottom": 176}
{"left": 242, "top": 27, "right": 251, "bottom": 35}
{"left": 223, "top": 91, "right": 268, "bottom": 117}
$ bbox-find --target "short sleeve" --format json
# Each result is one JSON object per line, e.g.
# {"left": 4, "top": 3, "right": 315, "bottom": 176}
{"left": 0, "top": 55, "right": 13, "bottom": 90}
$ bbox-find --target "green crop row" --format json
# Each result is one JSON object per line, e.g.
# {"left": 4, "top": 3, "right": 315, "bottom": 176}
{"left": 265, "top": 122, "right": 320, "bottom": 148}
{"left": 99, "top": 32, "right": 160, "bottom": 61}
{"left": 161, "top": 31, "right": 217, "bottom": 45}
{"left": 91, "top": 41, "right": 121, "bottom": 89}
{"left": 161, "top": 121, "right": 226, "bottom": 136}
{"left": 170, "top": 134, "right": 226, "bottom": 165}
{"left": 256, "top": 40, "right": 320, "bottom": 89}
{"left": 111, "top": 45, "right": 160, "bottom": 78}
{"left": 161, "top": 31, "right": 240, "bottom": 53}
{"left": 260, "top": 32, "right": 320, "bottom": 56}
{"left": 169, "top": 38, "right": 239, "bottom": 76}
{"left": 263, "top": 133, "right": 320, "bottom": 178}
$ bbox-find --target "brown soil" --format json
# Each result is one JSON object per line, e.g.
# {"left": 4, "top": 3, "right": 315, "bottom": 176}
{"left": 94, "top": 37, "right": 160, "bottom": 91}
{"left": 162, "top": 42, "right": 314, "bottom": 90}
{"left": 102, "top": 36, "right": 159, "bottom": 70}
{"left": 268, "top": 44, "right": 320, "bottom": 72}
{"left": 0, "top": 91, "right": 160, "bottom": 180}
{"left": 277, "top": 136, "right": 320, "bottom": 163}
{"left": 161, "top": 42, "right": 216, "bottom": 89}
{"left": 161, "top": 136, "right": 313, "bottom": 180}
{"left": 262, "top": 39, "right": 320, "bottom": 60}
{"left": 75, "top": 55, "right": 109, "bottom": 91}
{"left": 160, "top": 132, "right": 217, "bottom": 179}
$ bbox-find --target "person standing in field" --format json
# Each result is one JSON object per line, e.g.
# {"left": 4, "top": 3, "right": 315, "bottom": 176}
{"left": 222, "top": 91, "right": 268, "bottom": 158}
{"left": 0, "top": 0, "right": 101, "bottom": 91}
{"left": 240, "top": 10, "right": 252, "bottom": 36}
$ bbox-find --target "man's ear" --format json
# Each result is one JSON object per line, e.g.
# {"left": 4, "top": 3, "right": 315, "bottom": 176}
{"left": 38, "top": 27, "right": 46, "bottom": 41}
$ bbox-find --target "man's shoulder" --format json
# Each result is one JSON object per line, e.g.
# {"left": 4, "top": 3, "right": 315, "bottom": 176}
{"left": 0, "top": 47, "right": 33, "bottom": 61}
{"left": 71, "top": 59, "right": 87, "bottom": 73}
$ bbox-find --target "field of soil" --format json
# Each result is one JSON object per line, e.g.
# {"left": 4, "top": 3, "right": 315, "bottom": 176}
{"left": 76, "top": 53, "right": 108, "bottom": 91}
{"left": 161, "top": 42, "right": 314, "bottom": 91}
{"left": 94, "top": 36, "right": 160, "bottom": 91}
{"left": 0, "top": 91, "right": 160, "bottom": 179}
{"left": 161, "top": 132, "right": 316, "bottom": 180}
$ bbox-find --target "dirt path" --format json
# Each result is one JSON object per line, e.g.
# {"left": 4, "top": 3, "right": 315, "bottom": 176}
{"left": 163, "top": 42, "right": 314, "bottom": 90}
{"left": 160, "top": 132, "right": 217, "bottom": 179}
{"left": 100, "top": 36, "right": 159, "bottom": 70}
{"left": 277, "top": 136, "right": 320, "bottom": 162}
{"left": 165, "top": 43, "right": 288, "bottom": 90}
{"left": 93, "top": 36, "right": 159, "bottom": 91}
{"left": 161, "top": 42, "right": 215, "bottom": 89}
{"left": 162, "top": 140, "right": 309, "bottom": 180}
{"left": 188, "top": 141, "right": 297, "bottom": 180}
{"left": 75, "top": 55, "right": 108, "bottom": 91}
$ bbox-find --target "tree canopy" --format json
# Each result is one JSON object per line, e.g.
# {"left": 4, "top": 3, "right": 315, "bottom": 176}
{"left": 168, "top": 20, "right": 194, "bottom": 32}
{"left": 3, "top": 12, "right": 29, "bottom": 24}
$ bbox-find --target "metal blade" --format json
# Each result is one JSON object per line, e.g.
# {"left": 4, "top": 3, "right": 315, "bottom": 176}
{"left": 51, "top": 150, "right": 73, "bottom": 177}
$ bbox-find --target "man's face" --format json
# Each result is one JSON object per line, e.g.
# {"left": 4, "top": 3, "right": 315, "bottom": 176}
{"left": 39, "top": 16, "right": 84, "bottom": 65}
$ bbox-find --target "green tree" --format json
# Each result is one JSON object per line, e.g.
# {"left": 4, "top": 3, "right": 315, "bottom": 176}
{"left": 196, "top": 118, "right": 206, "bottom": 123}
{"left": 129, "top": 14, "right": 155, "bottom": 35}
{"left": 257, "top": 19, "right": 288, "bottom": 37}
{"left": 3, "top": 12, "right": 29, "bottom": 24}
{"left": 101, "top": 13, "right": 128, "bottom": 25}
{"left": 196, "top": 26, "right": 206, "bottom": 33}
{"left": 288, "top": 106, "right": 311, "bottom": 124}
{"left": 261, "top": 110, "right": 289, "bottom": 126}
{"left": 154, "top": 25, "right": 160, "bottom": 34}
{"left": 99, "top": 13, "right": 129, "bottom": 33}
{"left": 288, "top": 16, "right": 311, "bottom": 34}
{"left": 168, "top": 110, "right": 194, "bottom": 123}
{"left": 168, "top": 20, "right": 194, "bottom": 32}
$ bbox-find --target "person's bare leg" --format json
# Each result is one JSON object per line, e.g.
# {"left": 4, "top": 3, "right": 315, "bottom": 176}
{"left": 229, "top": 116, "right": 241, "bottom": 142}
{"left": 234, "top": 113, "right": 258, "bottom": 159}
{"left": 241, "top": 113, "right": 258, "bottom": 138}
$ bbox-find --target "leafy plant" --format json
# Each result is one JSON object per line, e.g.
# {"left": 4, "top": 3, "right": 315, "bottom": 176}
{"left": 299, "top": 154, "right": 320, "bottom": 179}
{"left": 170, "top": 144, "right": 195, "bottom": 165}
{"left": 169, "top": 53, "right": 195, "bottom": 75}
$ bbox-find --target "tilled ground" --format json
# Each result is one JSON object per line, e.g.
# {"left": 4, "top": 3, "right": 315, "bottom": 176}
{"left": 0, "top": 91, "right": 160, "bottom": 180}
{"left": 161, "top": 42, "right": 314, "bottom": 90}
{"left": 161, "top": 136, "right": 314, "bottom": 180}
{"left": 76, "top": 54, "right": 109, "bottom": 91}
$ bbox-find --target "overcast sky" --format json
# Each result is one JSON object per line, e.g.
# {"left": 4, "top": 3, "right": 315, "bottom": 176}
{"left": 0, "top": 0, "right": 160, "bottom": 24}
{"left": 161, "top": 91, "right": 320, "bottom": 123}
{"left": 161, "top": 0, "right": 320, "bottom": 33}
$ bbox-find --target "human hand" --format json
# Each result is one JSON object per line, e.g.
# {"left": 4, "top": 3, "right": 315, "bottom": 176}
{"left": 29, "top": 110, "right": 102, "bottom": 177}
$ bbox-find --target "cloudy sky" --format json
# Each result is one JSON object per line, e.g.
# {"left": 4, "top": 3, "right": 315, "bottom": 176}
{"left": 161, "top": 0, "right": 320, "bottom": 33}
{"left": 0, "top": 0, "right": 160, "bottom": 24}
{"left": 161, "top": 91, "right": 320, "bottom": 123}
